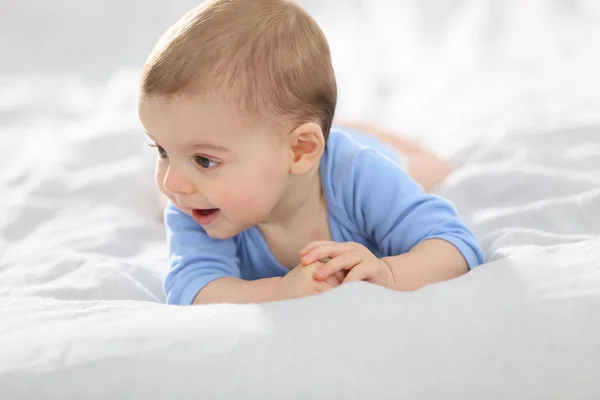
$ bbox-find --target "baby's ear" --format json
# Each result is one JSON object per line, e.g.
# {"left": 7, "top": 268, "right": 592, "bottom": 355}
{"left": 288, "top": 122, "right": 325, "bottom": 175}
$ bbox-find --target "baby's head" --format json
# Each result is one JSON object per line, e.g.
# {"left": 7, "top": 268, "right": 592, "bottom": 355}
{"left": 138, "top": 0, "right": 337, "bottom": 239}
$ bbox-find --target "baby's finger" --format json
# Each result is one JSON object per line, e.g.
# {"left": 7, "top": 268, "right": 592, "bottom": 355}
{"left": 324, "top": 273, "right": 343, "bottom": 286}
{"left": 299, "top": 241, "right": 334, "bottom": 257}
{"left": 301, "top": 242, "right": 354, "bottom": 265}
{"left": 343, "top": 265, "right": 372, "bottom": 284}
{"left": 315, "top": 280, "right": 336, "bottom": 293}
{"left": 332, "top": 270, "right": 347, "bottom": 281}
{"left": 322, "top": 270, "right": 347, "bottom": 286}
{"left": 314, "top": 252, "right": 360, "bottom": 281}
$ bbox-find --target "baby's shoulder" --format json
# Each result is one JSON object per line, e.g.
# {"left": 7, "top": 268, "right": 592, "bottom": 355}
{"left": 324, "top": 129, "right": 378, "bottom": 171}
{"left": 321, "top": 128, "right": 367, "bottom": 193}
{"left": 324, "top": 127, "right": 401, "bottom": 176}
{"left": 322, "top": 128, "right": 406, "bottom": 209}
{"left": 325, "top": 127, "right": 401, "bottom": 170}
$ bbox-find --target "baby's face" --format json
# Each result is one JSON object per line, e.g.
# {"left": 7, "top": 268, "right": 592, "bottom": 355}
{"left": 138, "top": 94, "right": 291, "bottom": 239}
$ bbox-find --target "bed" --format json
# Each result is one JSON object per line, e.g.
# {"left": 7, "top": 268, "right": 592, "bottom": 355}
{"left": 1, "top": 1, "right": 600, "bottom": 398}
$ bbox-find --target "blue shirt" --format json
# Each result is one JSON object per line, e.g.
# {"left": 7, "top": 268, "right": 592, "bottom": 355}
{"left": 164, "top": 128, "right": 484, "bottom": 305}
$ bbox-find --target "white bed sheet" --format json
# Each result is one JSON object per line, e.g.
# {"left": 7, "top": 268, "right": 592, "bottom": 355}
{"left": 1, "top": 0, "right": 600, "bottom": 399}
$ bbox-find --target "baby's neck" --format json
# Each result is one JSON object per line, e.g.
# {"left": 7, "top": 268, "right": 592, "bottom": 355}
{"left": 258, "top": 169, "right": 328, "bottom": 238}
{"left": 257, "top": 171, "right": 331, "bottom": 269}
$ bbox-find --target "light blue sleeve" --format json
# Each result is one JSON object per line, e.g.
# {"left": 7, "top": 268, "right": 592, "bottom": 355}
{"left": 349, "top": 149, "right": 484, "bottom": 268}
{"left": 163, "top": 202, "right": 240, "bottom": 305}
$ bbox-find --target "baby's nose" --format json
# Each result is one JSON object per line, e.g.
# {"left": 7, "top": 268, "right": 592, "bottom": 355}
{"left": 163, "top": 165, "right": 196, "bottom": 195}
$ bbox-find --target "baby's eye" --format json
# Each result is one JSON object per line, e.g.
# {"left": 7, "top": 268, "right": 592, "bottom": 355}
{"left": 156, "top": 146, "right": 168, "bottom": 159}
{"left": 194, "top": 155, "right": 220, "bottom": 169}
{"left": 148, "top": 143, "right": 168, "bottom": 159}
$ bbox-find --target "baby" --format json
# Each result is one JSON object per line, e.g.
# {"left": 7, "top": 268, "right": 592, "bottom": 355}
{"left": 138, "top": 0, "right": 485, "bottom": 305}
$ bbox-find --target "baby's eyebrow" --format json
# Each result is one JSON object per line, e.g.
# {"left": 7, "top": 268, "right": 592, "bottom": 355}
{"left": 143, "top": 131, "right": 229, "bottom": 153}
{"left": 188, "top": 143, "right": 231, "bottom": 153}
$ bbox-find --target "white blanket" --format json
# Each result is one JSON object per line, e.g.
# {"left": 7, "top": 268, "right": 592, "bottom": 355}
{"left": 2, "top": 0, "right": 600, "bottom": 399}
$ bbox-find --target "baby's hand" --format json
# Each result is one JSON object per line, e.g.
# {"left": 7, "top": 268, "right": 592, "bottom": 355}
{"left": 300, "top": 241, "right": 393, "bottom": 287}
{"left": 277, "top": 260, "right": 341, "bottom": 300}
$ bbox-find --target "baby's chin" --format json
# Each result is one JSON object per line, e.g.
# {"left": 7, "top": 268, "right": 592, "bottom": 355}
{"left": 201, "top": 218, "right": 254, "bottom": 240}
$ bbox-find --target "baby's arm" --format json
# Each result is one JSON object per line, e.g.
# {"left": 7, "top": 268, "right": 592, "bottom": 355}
{"left": 192, "top": 261, "right": 337, "bottom": 304}
{"left": 165, "top": 202, "right": 338, "bottom": 305}
{"left": 381, "top": 239, "right": 468, "bottom": 291}
{"left": 350, "top": 149, "right": 483, "bottom": 286}
{"left": 192, "top": 276, "right": 282, "bottom": 304}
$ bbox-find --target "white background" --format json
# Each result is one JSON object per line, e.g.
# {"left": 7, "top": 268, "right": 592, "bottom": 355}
{"left": 2, "top": 0, "right": 600, "bottom": 156}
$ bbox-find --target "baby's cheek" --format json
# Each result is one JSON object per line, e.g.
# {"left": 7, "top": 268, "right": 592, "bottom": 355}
{"left": 216, "top": 187, "right": 269, "bottom": 217}
{"left": 214, "top": 187, "right": 242, "bottom": 209}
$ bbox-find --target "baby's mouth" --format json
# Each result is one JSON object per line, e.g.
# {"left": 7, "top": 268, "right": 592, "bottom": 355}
{"left": 191, "top": 208, "right": 221, "bottom": 226}
{"left": 197, "top": 208, "right": 219, "bottom": 216}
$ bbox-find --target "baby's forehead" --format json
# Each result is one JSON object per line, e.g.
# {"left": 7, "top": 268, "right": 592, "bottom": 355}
{"left": 140, "top": 93, "right": 283, "bottom": 143}
{"left": 140, "top": 92, "right": 245, "bottom": 122}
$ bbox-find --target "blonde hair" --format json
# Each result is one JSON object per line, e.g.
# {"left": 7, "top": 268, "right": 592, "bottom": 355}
{"left": 140, "top": 0, "right": 337, "bottom": 139}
